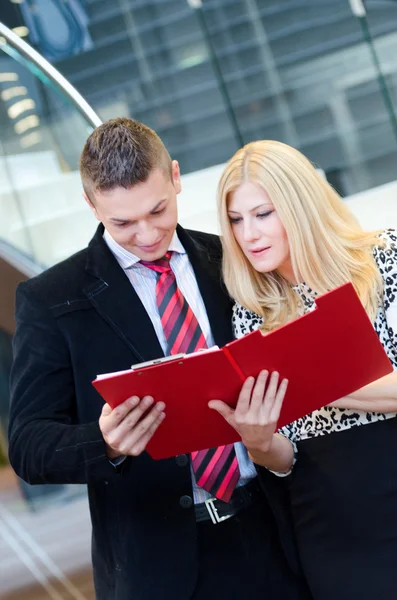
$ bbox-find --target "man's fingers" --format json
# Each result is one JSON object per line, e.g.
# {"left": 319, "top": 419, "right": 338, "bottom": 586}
{"left": 130, "top": 412, "right": 166, "bottom": 456}
{"left": 117, "top": 402, "right": 166, "bottom": 455}
{"left": 101, "top": 396, "right": 165, "bottom": 452}
{"left": 118, "top": 396, "right": 158, "bottom": 436}
{"left": 106, "top": 396, "right": 158, "bottom": 441}
{"left": 100, "top": 395, "right": 140, "bottom": 433}
{"left": 101, "top": 403, "right": 112, "bottom": 417}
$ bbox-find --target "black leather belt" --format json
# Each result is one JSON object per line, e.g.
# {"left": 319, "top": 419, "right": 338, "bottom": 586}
{"left": 195, "top": 478, "right": 262, "bottom": 524}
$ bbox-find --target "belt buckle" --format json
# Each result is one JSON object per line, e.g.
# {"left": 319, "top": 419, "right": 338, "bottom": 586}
{"left": 204, "top": 497, "right": 234, "bottom": 524}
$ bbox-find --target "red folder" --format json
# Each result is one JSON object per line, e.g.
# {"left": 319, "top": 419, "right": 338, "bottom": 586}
{"left": 92, "top": 283, "right": 392, "bottom": 459}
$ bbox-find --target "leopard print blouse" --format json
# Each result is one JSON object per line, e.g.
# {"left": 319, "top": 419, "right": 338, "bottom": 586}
{"left": 232, "top": 229, "right": 397, "bottom": 472}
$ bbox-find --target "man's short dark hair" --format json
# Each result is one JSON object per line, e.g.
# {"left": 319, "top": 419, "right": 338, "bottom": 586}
{"left": 79, "top": 117, "right": 172, "bottom": 201}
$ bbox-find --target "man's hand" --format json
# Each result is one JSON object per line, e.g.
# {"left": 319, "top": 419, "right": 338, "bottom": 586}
{"left": 99, "top": 395, "right": 166, "bottom": 459}
{"left": 209, "top": 370, "right": 287, "bottom": 453}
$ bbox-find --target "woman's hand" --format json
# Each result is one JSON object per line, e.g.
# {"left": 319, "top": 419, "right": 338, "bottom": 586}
{"left": 208, "top": 370, "right": 288, "bottom": 453}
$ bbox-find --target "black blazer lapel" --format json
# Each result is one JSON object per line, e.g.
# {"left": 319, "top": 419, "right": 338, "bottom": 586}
{"left": 83, "top": 225, "right": 164, "bottom": 363}
{"left": 83, "top": 224, "right": 233, "bottom": 363}
{"left": 177, "top": 225, "right": 234, "bottom": 348}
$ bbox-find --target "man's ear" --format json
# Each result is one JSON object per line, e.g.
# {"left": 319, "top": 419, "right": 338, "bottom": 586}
{"left": 171, "top": 160, "right": 182, "bottom": 195}
{"left": 83, "top": 192, "right": 99, "bottom": 220}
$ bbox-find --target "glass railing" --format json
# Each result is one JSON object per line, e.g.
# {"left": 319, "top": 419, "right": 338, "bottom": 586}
{"left": 0, "top": 21, "right": 103, "bottom": 514}
{"left": 0, "top": 21, "right": 101, "bottom": 270}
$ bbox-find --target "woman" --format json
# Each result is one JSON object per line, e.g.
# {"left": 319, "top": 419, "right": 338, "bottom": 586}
{"left": 209, "top": 140, "right": 397, "bottom": 600}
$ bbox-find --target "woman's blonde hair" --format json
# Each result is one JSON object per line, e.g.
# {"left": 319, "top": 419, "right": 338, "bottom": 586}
{"left": 217, "top": 140, "right": 383, "bottom": 332}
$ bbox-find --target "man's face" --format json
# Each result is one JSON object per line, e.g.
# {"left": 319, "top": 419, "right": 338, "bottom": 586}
{"left": 85, "top": 161, "right": 181, "bottom": 260}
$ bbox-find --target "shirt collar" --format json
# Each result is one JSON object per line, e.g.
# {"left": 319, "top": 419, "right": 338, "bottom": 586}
{"left": 103, "top": 228, "right": 185, "bottom": 270}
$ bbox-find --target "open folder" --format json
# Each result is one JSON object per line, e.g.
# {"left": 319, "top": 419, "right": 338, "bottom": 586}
{"left": 92, "top": 283, "right": 392, "bottom": 459}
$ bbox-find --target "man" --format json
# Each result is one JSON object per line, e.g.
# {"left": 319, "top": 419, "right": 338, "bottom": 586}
{"left": 8, "top": 118, "right": 309, "bottom": 599}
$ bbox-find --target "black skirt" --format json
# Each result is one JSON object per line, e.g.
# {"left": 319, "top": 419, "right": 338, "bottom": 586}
{"left": 288, "top": 416, "right": 397, "bottom": 600}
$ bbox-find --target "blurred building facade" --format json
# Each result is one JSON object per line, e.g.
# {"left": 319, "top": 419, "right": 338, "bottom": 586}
{"left": 7, "top": 0, "right": 397, "bottom": 195}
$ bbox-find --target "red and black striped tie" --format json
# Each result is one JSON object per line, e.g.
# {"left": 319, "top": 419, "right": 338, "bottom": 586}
{"left": 141, "top": 251, "right": 240, "bottom": 502}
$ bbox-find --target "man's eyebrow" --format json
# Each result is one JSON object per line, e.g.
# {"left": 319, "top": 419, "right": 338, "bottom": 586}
{"left": 109, "top": 200, "right": 167, "bottom": 224}
{"left": 150, "top": 199, "right": 167, "bottom": 212}
{"left": 110, "top": 217, "right": 130, "bottom": 223}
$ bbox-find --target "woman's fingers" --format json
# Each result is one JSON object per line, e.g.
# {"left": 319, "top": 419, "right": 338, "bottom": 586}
{"left": 270, "top": 378, "right": 289, "bottom": 422}
{"left": 249, "top": 370, "right": 269, "bottom": 414}
{"left": 235, "top": 376, "right": 255, "bottom": 416}
{"left": 261, "top": 371, "right": 280, "bottom": 420}
{"left": 210, "top": 369, "right": 289, "bottom": 453}
{"left": 208, "top": 400, "right": 234, "bottom": 424}
{"left": 234, "top": 371, "right": 286, "bottom": 423}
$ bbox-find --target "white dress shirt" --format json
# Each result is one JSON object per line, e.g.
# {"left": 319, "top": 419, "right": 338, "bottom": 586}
{"left": 104, "top": 229, "right": 257, "bottom": 503}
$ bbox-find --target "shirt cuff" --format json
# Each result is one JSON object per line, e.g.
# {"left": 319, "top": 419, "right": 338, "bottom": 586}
{"left": 109, "top": 455, "right": 127, "bottom": 468}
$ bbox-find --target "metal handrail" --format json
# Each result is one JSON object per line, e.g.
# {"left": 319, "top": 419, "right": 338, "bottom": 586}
{"left": 0, "top": 238, "right": 43, "bottom": 278}
{"left": 0, "top": 21, "right": 102, "bottom": 130}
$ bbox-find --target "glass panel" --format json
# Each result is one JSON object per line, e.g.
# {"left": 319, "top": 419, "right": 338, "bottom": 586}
{"left": 361, "top": 0, "right": 397, "bottom": 188}
{"left": 0, "top": 41, "right": 96, "bottom": 268}
{"left": 204, "top": 0, "right": 397, "bottom": 194}
{"left": 34, "top": 0, "right": 397, "bottom": 195}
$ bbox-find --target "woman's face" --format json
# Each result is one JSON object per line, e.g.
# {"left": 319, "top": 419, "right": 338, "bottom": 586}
{"left": 228, "top": 181, "right": 295, "bottom": 282}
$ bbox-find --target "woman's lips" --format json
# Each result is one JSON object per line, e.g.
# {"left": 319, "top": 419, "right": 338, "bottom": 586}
{"left": 249, "top": 246, "right": 271, "bottom": 257}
